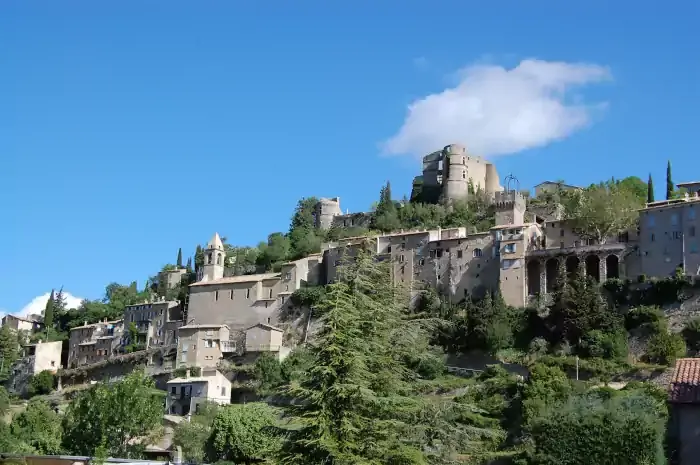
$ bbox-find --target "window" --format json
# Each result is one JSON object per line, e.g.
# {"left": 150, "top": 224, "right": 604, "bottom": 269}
{"left": 462, "top": 170, "right": 466, "bottom": 179}
{"left": 674, "top": 231, "right": 683, "bottom": 239}
{"left": 560, "top": 241, "right": 565, "bottom": 248}
{"left": 651, "top": 233, "right": 656, "bottom": 242}
{"left": 267, "top": 317, "right": 271, "bottom": 323}
{"left": 691, "top": 226, "right": 697, "bottom": 237}
{"left": 473, "top": 248, "right": 482, "bottom": 258}
{"left": 560, "top": 229, "right": 565, "bottom": 237}
{"left": 171, "top": 386, "right": 177, "bottom": 395}
{"left": 207, "top": 253, "right": 212, "bottom": 264}
{"left": 647, "top": 214, "right": 655, "bottom": 228}
{"left": 457, "top": 250, "right": 463, "bottom": 259}
{"left": 399, "top": 254, "right": 405, "bottom": 262}
{"left": 504, "top": 243, "right": 517, "bottom": 253}
{"left": 204, "top": 339, "right": 214, "bottom": 348}
{"left": 269, "top": 289, "right": 273, "bottom": 298}
{"left": 436, "top": 249, "right": 443, "bottom": 258}
{"left": 246, "top": 289, "right": 250, "bottom": 299}
{"left": 387, "top": 246, "right": 392, "bottom": 253}
{"left": 222, "top": 386, "right": 227, "bottom": 396}
{"left": 690, "top": 207, "right": 697, "bottom": 220}
{"left": 285, "top": 272, "right": 291, "bottom": 280}
{"left": 215, "top": 291, "right": 219, "bottom": 301}
{"left": 671, "top": 213, "right": 679, "bottom": 226}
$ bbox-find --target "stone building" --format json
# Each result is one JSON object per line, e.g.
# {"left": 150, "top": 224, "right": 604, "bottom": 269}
{"left": 158, "top": 268, "right": 188, "bottom": 292}
{"left": 533, "top": 181, "right": 582, "bottom": 198}
{"left": 638, "top": 183, "right": 700, "bottom": 278}
{"left": 1, "top": 314, "right": 42, "bottom": 333}
{"left": 176, "top": 324, "right": 233, "bottom": 368}
{"left": 123, "top": 300, "right": 183, "bottom": 348}
{"left": 186, "top": 233, "right": 322, "bottom": 330}
{"left": 165, "top": 368, "right": 231, "bottom": 416}
{"left": 416, "top": 143, "right": 502, "bottom": 204}
{"left": 669, "top": 358, "right": 700, "bottom": 465}
{"left": 67, "top": 319, "right": 123, "bottom": 368}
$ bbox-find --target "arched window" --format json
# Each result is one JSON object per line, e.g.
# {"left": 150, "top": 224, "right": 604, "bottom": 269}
{"left": 207, "top": 253, "right": 213, "bottom": 264}
{"left": 473, "top": 248, "right": 483, "bottom": 258}
{"left": 216, "top": 253, "right": 222, "bottom": 265}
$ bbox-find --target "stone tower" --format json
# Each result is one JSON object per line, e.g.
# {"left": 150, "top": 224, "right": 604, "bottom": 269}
{"left": 443, "top": 144, "right": 469, "bottom": 203}
{"left": 493, "top": 191, "right": 526, "bottom": 226}
{"left": 314, "top": 197, "right": 342, "bottom": 230}
{"left": 200, "top": 232, "right": 225, "bottom": 282}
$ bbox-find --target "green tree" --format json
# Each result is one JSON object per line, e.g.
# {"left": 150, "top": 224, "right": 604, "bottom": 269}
{"left": 565, "top": 182, "right": 644, "bottom": 244}
{"left": 206, "top": 403, "right": 280, "bottom": 464}
{"left": 44, "top": 289, "right": 55, "bottom": 332}
{"left": 62, "top": 370, "right": 163, "bottom": 458}
{"left": 11, "top": 399, "right": 63, "bottom": 454}
{"left": 28, "top": 370, "right": 55, "bottom": 397}
{"left": 666, "top": 160, "right": 674, "bottom": 200}
{"left": 254, "top": 352, "right": 284, "bottom": 395}
{"left": 0, "top": 422, "right": 34, "bottom": 454}
{"left": 0, "top": 324, "right": 19, "bottom": 378}
{"left": 277, "top": 251, "right": 436, "bottom": 465}
{"left": 257, "top": 232, "right": 291, "bottom": 271}
{"left": 373, "top": 181, "right": 401, "bottom": 232}
{"left": 0, "top": 385, "right": 10, "bottom": 417}
{"left": 195, "top": 244, "right": 204, "bottom": 273}
{"left": 172, "top": 401, "right": 220, "bottom": 463}
{"left": 647, "top": 173, "right": 655, "bottom": 203}
{"left": 177, "top": 248, "right": 183, "bottom": 268}
{"left": 288, "top": 197, "right": 322, "bottom": 260}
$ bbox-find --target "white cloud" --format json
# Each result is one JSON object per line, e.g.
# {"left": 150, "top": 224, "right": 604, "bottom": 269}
{"left": 383, "top": 59, "right": 612, "bottom": 158}
{"left": 3, "top": 292, "right": 85, "bottom": 319}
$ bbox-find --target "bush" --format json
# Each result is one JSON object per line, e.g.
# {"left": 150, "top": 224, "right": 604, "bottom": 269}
{"left": 579, "top": 330, "right": 628, "bottom": 361}
{"left": 253, "top": 353, "right": 284, "bottom": 395}
{"left": 527, "top": 394, "right": 666, "bottom": 465}
{"left": 624, "top": 306, "right": 666, "bottom": 334}
{"left": 645, "top": 331, "right": 686, "bottom": 366}
{"left": 408, "top": 352, "right": 446, "bottom": 380}
{"left": 528, "top": 337, "right": 549, "bottom": 356}
{"left": 27, "top": 370, "right": 55, "bottom": 397}
{"left": 682, "top": 317, "right": 700, "bottom": 352}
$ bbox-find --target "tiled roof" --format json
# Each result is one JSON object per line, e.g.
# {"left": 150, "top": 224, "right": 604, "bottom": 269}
{"left": 669, "top": 358, "right": 700, "bottom": 403}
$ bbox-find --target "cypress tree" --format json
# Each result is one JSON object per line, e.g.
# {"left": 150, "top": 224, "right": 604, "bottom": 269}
{"left": 647, "top": 174, "right": 655, "bottom": 203}
{"left": 186, "top": 257, "right": 192, "bottom": 271}
{"left": 666, "top": 160, "right": 674, "bottom": 200}
{"left": 176, "top": 248, "right": 183, "bottom": 268}
{"left": 44, "top": 289, "right": 55, "bottom": 332}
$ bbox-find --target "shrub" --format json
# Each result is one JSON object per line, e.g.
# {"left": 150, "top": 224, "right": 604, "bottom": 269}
{"left": 527, "top": 394, "right": 666, "bottom": 465}
{"left": 645, "top": 331, "right": 686, "bottom": 366}
{"left": 27, "top": 370, "right": 55, "bottom": 397}
{"left": 579, "top": 330, "right": 628, "bottom": 361}
{"left": 253, "top": 353, "right": 284, "bottom": 395}
{"left": 682, "top": 317, "right": 700, "bottom": 352}
{"left": 625, "top": 306, "right": 666, "bottom": 334}
{"left": 528, "top": 337, "right": 549, "bottom": 356}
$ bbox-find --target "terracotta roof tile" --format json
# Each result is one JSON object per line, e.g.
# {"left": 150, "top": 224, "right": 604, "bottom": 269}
{"left": 669, "top": 359, "right": 700, "bottom": 403}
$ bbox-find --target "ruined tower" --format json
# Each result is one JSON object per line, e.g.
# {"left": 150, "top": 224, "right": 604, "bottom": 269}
{"left": 200, "top": 232, "right": 225, "bottom": 282}
{"left": 494, "top": 175, "right": 526, "bottom": 226}
{"left": 443, "top": 144, "right": 470, "bottom": 203}
{"left": 313, "top": 198, "right": 342, "bottom": 230}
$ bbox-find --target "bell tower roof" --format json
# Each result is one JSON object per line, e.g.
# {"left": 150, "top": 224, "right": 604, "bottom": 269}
{"left": 207, "top": 232, "right": 224, "bottom": 251}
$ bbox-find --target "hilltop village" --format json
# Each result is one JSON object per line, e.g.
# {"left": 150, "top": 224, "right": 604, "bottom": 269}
{"left": 3, "top": 143, "right": 700, "bottom": 463}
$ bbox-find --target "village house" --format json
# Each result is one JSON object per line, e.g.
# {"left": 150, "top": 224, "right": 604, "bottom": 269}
{"left": 165, "top": 368, "right": 231, "bottom": 416}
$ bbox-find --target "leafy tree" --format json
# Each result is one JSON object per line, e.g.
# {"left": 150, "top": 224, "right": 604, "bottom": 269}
{"left": 254, "top": 352, "right": 284, "bottom": 395}
{"left": 647, "top": 173, "right": 655, "bottom": 203}
{"left": 0, "top": 422, "right": 34, "bottom": 454}
{"left": 44, "top": 289, "right": 56, "bottom": 332}
{"left": 667, "top": 160, "right": 674, "bottom": 200}
{"left": 28, "top": 370, "right": 55, "bottom": 397}
{"left": 565, "top": 182, "right": 644, "bottom": 243}
{"left": 62, "top": 370, "right": 163, "bottom": 458}
{"left": 645, "top": 331, "right": 686, "bottom": 366}
{"left": 0, "top": 385, "right": 10, "bottom": 417}
{"left": 257, "top": 232, "right": 291, "bottom": 271}
{"left": 177, "top": 248, "right": 183, "bottom": 268}
{"left": 0, "top": 324, "right": 19, "bottom": 378}
{"left": 206, "top": 403, "right": 280, "bottom": 464}
{"left": 11, "top": 399, "right": 63, "bottom": 454}
{"left": 173, "top": 401, "right": 220, "bottom": 463}
{"left": 288, "top": 197, "right": 322, "bottom": 260}
{"left": 522, "top": 364, "right": 572, "bottom": 426}
{"left": 277, "top": 251, "right": 442, "bottom": 465}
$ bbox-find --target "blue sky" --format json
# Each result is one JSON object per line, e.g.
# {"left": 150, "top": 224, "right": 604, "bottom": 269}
{"left": 1, "top": 1, "right": 698, "bottom": 315}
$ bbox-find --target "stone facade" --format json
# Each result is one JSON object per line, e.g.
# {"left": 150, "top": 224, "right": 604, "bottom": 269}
{"left": 67, "top": 319, "right": 123, "bottom": 368}
{"left": 165, "top": 368, "right": 231, "bottom": 416}
{"left": 123, "top": 300, "right": 183, "bottom": 348}
{"left": 176, "top": 324, "right": 232, "bottom": 368}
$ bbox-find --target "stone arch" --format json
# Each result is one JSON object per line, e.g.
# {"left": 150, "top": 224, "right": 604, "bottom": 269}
{"left": 565, "top": 256, "right": 579, "bottom": 278}
{"left": 545, "top": 259, "right": 559, "bottom": 293}
{"left": 216, "top": 253, "right": 222, "bottom": 265}
{"left": 527, "top": 260, "right": 541, "bottom": 296}
{"left": 585, "top": 254, "right": 600, "bottom": 282}
{"left": 207, "top": 253, "right": 213, "bottom": 264}
{"left": 606, "top": 254, "right": 620, "bottom": 279}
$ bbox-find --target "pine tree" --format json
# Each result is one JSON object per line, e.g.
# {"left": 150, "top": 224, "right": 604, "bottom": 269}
{"left": 666, "top": 160, "right": 674, "bottom": 200}
{"left": 44, "top": 289, "right": 55, "bottom": 331}
{"left": 277, "top": 251, "right": 429, "bottom": 464}
{"left": 647, "top": 174, "right": 655, "bottom": 203}
{"left": 176, "top": 248, "right": 183, "bottom": 268}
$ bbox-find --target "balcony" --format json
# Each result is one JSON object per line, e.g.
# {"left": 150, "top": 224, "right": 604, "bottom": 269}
{"left": 246, "top": 344, "right": 282, "bottom": 352}
{"left": 220, "top": 341, "right": 236, "bottom": 353}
